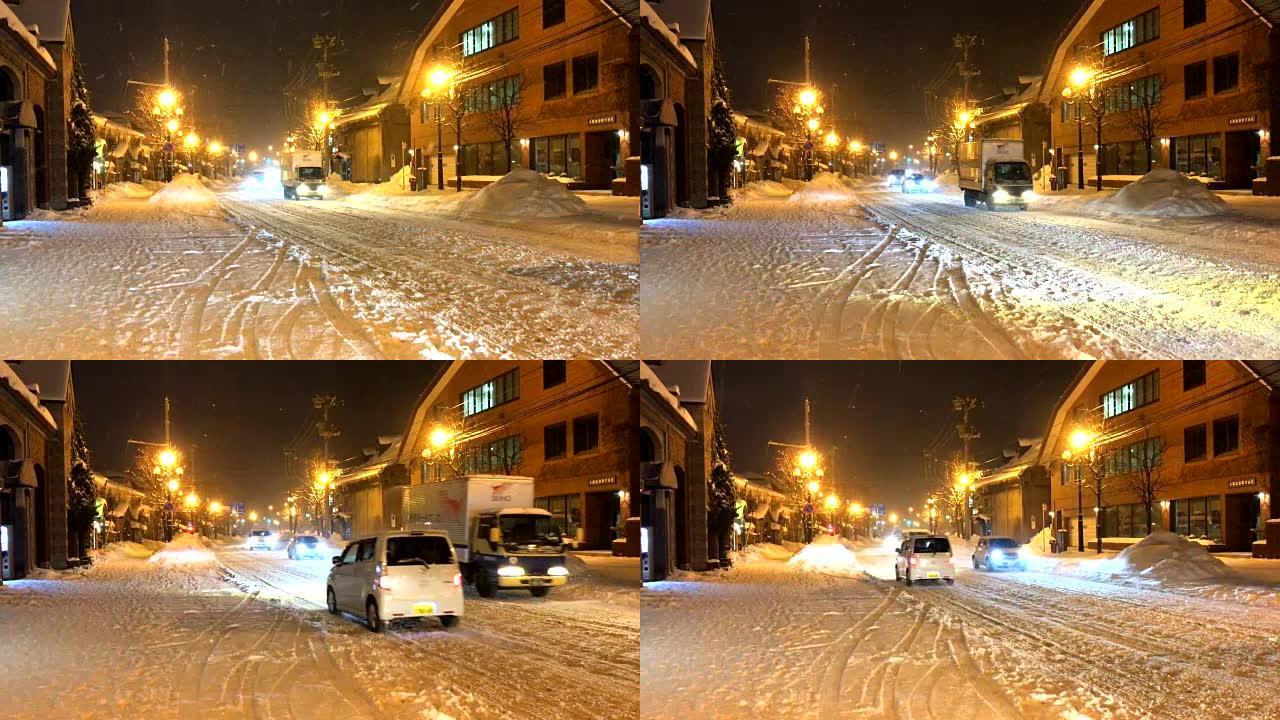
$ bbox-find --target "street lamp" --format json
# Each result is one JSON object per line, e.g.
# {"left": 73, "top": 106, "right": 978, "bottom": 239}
{"left": 1061, "top": 426, "right": 1098, "bottom": 552}
{"left": 1061, "top": 64, "right": 1100, "bottom": 191}
{"left": 422, "top": 63, "right": 458, "bottom": 192}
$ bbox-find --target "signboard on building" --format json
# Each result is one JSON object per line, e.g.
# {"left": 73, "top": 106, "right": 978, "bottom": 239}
{"left": 1227, "top": 478, "right": 1257, "bottom": 488}
{"left": 1227, "top": 114, "right": 1258, "bottom": 127}
{"left": 587, "top": 476, "right": 617, "bottom": 487}
{"left": 871, "top": 504, "right": 886, "bottom": 517}
{"left": 587, "top": 114, "right": 619, "bottom": 127}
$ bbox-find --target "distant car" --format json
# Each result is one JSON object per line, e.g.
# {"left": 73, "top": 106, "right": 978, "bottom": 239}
{"left": 246, "top": 529, "right": 274, "bottom": 551}
{"left": 327, "top": 530, "right": 464, "bottom": 633}
{"left": 901, "top": 173, "right": 936, "bottom": 193}
{"left": 972, "top": 536, "right": 1027, "bottom": 571}
{"left": 886, "top": 169, "right": 907, "bottom": 188}
{"left": 895, "top": 535, "right": 956, "bottom": 585}
{"left": 287, "top": 534, "right": 326, "bottom": 560}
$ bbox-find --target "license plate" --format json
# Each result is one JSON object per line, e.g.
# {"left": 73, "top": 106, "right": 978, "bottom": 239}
{"left": 412, "top": 602, "right": 438, "bottom": 616}
{"left": 926, "top": 572, "right": 940, "bottom": 579}
{"left": 529, "top": 578, "right": 547, "bottom": 586}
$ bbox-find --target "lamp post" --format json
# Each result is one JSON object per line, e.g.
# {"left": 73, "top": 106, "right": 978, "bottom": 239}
{"left": 1061, "top": 427, "right": 1099, "bottom": 553}
{"left": 422, "top": 64, "right": 456, "bottom": 191}
{"left": 955, "top": 471, "right": 975, "bottom": 536}
{"left": 1062, "top": 65, "right": 1101, "bottom": 191}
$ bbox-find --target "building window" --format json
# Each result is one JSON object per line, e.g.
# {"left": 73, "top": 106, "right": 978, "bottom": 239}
{"left": 544, "top": 422, "right": 567, "bottom": 460}
{"left": 1184, "top": 0, "right": 1206, "bottom": 26}
{"left": 1101, "top": 8, "right": 1159, "bottom": 56}
{"left": 1100, "top": 502, "right": 1161, "bottom": 537}
{"left": 1213, "top": 54, "right": 1239, "bottom": 94}
{"left": 1184, "top": 61, "right": 1207, "bottom": 99}
{"left": 1059, "top": 100, "right": 1081, "bottom": 123}
{"left": 462, "top": 75, "right": 521, "bottom": 114}
{"left": 572, "top": 54, "right": 599, "bottom": 93}
{"left": 1101, "top": 370, "right": 1159, "bottom": 419}
{"left": 461, "top": 367, "right": 519, "bottom": 417}
{"left": 573, "top": 414, "right": 599, "bottom": 453}
{"left": 1183, "top": 360, "right": 1206, "bottom": 390}
{"left": 544, "top": 61, "right": 567, "bottom": 100}
{"left": 530, "top": 134, "right": 582, "bottom": 178}
{"left": 461, "top": 8, "right": 519, "bottom": 57}
{"left": 463, "top": 434, "right": 523, "bottom": 474}
{"left": 1184, "top": 424, "right": 1207, "bottom": 461}
{"left": 1172, "top": 495, "right": 1221, "bottom": 540}
{"left": 1103, "top": 74, "right": 1160, "bottom": 113}
{"left": 1171, "top": 133, "right": 1222, "bottom": 179}
{"left": 1104, "top": 436, "right": 1161, "bottom": 476}
{"left": 1101, "top": 140, "right": 1155, "bottom": 176}
{"left": 543, "top": 360, "right": 567, "bottom": 388}
{"left": 460, "top": 140, "right": 518, "bottom": 176}
{"left": 535, "top": 494, "right": 580, "bottom": 539}
{"left": 1213, "top": 416, "right": 1239, "bottom": 455}
{"left": 543, "top": 0, "right": 566, "bottom": 28}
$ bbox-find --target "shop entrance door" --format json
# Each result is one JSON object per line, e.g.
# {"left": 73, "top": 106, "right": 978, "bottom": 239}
{"left": 583, "top": 491, "right": 621, "bottom": 550}
{"left": 1224, "top": 492, "right": 1262, "bottom": 550}
{"left": 1224, "top": 130, "right": 1262, "bottom": 189}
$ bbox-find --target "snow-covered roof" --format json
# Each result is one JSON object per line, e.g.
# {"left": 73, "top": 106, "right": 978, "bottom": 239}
{"left": 645, "top": 0, "right": 711, "bottom": 41}
{"left": 639, "top": 362, "right": 697, "bottom": 431}
{"left": 334, "top": 80, "right": 403, "bottom": 128}
{"left": 638, "top": 1, "right": 697, "bottom": 67}
{"left": 1242, "top": 360, "right": 1280, "bottom": 390}
{"left": 8, "top": 0, "right": 70, "bottom": 43}
{"left": 9, "top": 360, "right": 70, "bottom": 403}
{"left": 646, "top": 361, "right": 711, "bottom": 404}
{"left": 0, "top": 361, "right": 56, "bottom": 427}
{"left": 0, "top": 2, "right": 56, "bottom": 70}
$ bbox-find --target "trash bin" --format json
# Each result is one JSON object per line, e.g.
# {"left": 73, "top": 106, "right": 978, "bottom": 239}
{"left": 1055, "top": 528, "right": 1069, "bottom": 553}
{"left": 409, "top": 175, "right": 418, "bottom": 192}
{"left": 1055, "top": 166, "right": 1068, "bottom": 191}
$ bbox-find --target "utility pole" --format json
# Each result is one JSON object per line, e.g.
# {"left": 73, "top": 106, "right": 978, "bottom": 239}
{"left": 803, "top": 36, "right": 811, "bottom": 85}
{"left": 953, "top": 396, "right": 980, "bottom": 535}
{"left": 313, "top": 394, "right": 340, "bottom": 534}
{"left": 954, "top": 34, "right": 980, "bottom": 116}
{"left": 314, "top": 34, "right": 340, "bottom": 174}
{"left": 803, "top": 396, "right": 811, "bottom": 448}
{"left": 163, "top": 37, "right": 170, "bottom": 86}
{"left": 163, "top": 396, "right": 171, "bottom": 446}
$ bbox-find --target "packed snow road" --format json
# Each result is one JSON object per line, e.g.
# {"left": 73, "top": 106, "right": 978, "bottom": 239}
{"left": 0, "top": 183, "right": 637, "bottom": 359}
{"left": 0, "top": 540, "right": 638, "bottom": 720}
{"left": 640, "top": 180, "right": 1280, "bottom": 359}
{"left": 642, "top": 541, "right": 1280, "bottom": 720}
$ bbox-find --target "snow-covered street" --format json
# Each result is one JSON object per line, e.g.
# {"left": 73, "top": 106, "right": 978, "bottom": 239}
{"left": 0, "top": 538, "right": 638, "bottom": 720}
{"left": 0, "top": 178, "right": 638, "bottom": 359}
{"left": 641, "top": 537, "right": 1280, "bottom": 719}
{"left": 640, "top": 178, "right": 1280, "bottom": 359}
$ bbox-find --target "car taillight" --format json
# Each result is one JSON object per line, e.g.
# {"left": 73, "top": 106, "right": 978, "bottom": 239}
{"left": 453, "top": 573, "right": 462, "bottom": 587}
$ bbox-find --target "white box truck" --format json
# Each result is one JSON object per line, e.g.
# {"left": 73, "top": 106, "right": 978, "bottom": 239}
{"left": 283, "top": 150, "right": 327, "bottom": 200}
{"left": 404, "top": 475, "right": 570, "bottom": 598}
{"left": 958, "top": 140, "right": 1035, "bottom": 210}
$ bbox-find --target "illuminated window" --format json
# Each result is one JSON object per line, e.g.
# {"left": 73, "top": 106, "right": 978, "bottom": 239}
{"left": 1101, "top": 370, "right": 1160, "bottom": 418}
{"left": 461, "top": 368, "right": 520, "bottom": 417}
{"left": 461, "top": 8, "right": 519, "bottom": 57}
{"left": 1101, "top": 8, "right": 1159, "bottom": 56}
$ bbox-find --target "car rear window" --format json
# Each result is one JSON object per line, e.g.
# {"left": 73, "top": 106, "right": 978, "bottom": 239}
{"left": 989, "top": 538, "right": 1019, "bottom": 549}
{"left": 251, "top": 530, "right": 270, "bottom": 537}
{"left": 913, "top": 537, "right": 951, "bottom": 554}
{"left": 297, "top": 536, "right": 318, "bottom": 545}
{"left": 386, "top": 536, "right": 453, "bottom": 566}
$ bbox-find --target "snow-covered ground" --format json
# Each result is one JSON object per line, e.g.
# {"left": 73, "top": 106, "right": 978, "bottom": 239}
{"left": 0, "top": 536, "right": 638, "bottom": 720}
{"left": 641, "top": 174, "right": 1280, "bottom": 359}
{"left": 0, "top": 175, "right": 638, "bottom": 359}
{"left": 642, "top": 536, "right": 1280, "bottom": 719}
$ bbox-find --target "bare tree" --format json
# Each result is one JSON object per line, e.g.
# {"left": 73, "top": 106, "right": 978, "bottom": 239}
{"left": 477, "top": 73, "right": 529, "bottom": 175}
{"left": 1115, "top": 430, "right": 1172, "bottom": 535}
{"left": 1116, "top": 76, "right": 1169, "bottom": 173}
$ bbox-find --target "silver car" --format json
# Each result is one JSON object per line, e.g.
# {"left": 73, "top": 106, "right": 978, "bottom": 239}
{"left": 972, "top": 536, "right": 1027, "bottom": 571}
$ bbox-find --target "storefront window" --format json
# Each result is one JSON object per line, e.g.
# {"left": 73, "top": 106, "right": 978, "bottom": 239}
{"left": 1172, "top": 134, "right": 1222, "bottom": 179}
{"left": 531, "top": 134, "right": 582, "bottom": 179}
{"left": 460, "top": 141, "right": 516, "bottom": 176}
{"left": 1171, "top": 495, "right": 1221, "bottom": 540}
{"left": 535, "top": 494, "right": 581, "bottom": 540}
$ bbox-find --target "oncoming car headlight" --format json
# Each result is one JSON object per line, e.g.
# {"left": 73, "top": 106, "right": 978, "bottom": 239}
{"left": 1022, "top": 190, "right": 1039, "bottom": 201}
{"left": 992, "top": 188, "right": 1012, "bottom": 202}
{"left": 497, "top": 565, "right": 526, "bottom": 577}
{"left": 547, "top": 566, "right": 570, "bottom": 577}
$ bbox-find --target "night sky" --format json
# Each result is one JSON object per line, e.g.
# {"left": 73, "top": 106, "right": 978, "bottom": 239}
{"left": 716, "top": 361, "right": 1087, "bottom": 510}
{"left": 74, "top": 361, "right": 446, "bottom": 510}
{"left": 715, "top": 0, "right": 1083, "bottom": 150}
{"left": 73, "top": 0, "right": 444, "bottom": 149}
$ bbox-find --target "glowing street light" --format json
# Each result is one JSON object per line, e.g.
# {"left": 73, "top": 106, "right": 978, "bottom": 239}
{"left": 248, "top": 150, "right": 259, "bottom": 163}
{"left": 166, "top": 478, "right": 180, "bottom": 494}
{"left": 207, "top": 140, "right": 224, "bottom": 155}
{"left": 208, "top": 500, "right": 223, "bottom": 514}
{"left": 824, "top": 494, "right": 839, "bottom": 511}
{"left": 158, "top": 448, "right": 178, "bottom": 468}
{"left": 824, "top": 131, "right": 839, "bottom": 148}
{"left": 183, "top": 132, "right": 200, "bottom": 149}
{"left": 165, "top": 118, "right": 180, "bottom": 134}
{"left": 798, "top": 450, "right": 818, "bottom": 470}
{"left": 157, "top": 88, "right": 178, "bottom": 110}
{"left": 889, "top": 512, "right": 899, "bottom": 524}
{"left": 798, "top": 87, "right": 818, "bottom": 108}
{"left": 888, "top": 150, "right": 899, "bottom": 161}
{"left": 184, "top": 491, "right": 199, "bottom": 509}
{"left": 248, "top": 510, "right": 259, "bottom": 522}
{"left": 806, "top": 118, "right": 820, "bottom": 132}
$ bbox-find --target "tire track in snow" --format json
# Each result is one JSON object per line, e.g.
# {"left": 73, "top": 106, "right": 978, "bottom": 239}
{"left": 813, "top": 585, "right": 900, "bottom": 716}
{"left": 812, "top": 228, "right": 900, "bottom": 357}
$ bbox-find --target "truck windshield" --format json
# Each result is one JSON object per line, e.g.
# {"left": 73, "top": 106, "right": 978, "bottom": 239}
{"left": 499, "top": 515, "right": 562, "bottom": 545}
{"left": 298, "top": 167, "right": 325, "bottom": 181}
{"left": 993, "top": 162, "right": 1031, "bottom": 184}
{"left": 386, "top": 536, "right": 452, "bottom": 566}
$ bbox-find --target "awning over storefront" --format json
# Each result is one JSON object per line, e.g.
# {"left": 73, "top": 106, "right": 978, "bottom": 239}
{"left": 110, "top": 139, "right": 132, "bottom": 158}
{"left": 749, "top": 139, "right": 770, "bottom": 157}
{"left": 749, "top": 502, "right": 771, "bottom": 519}
{"left": 110, "top": 499, "right": 132, "bottom": 517}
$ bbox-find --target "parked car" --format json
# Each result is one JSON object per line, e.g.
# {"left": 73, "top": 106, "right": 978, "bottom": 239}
{"left": 886, "top": 168, "right": 907, "bottom": 188}
{"left": 287, "top": 534, "right": 326, "bottom": 560}
{"left": 327, "top": 530, "right": 464, "bottom": 633}
{"left": 894, "top": 535, "right": 956, "bottom": 585}
{"left": 972, "top": 536, "right": 1027, "bottom": 571}
{"left": 901, "top": 173, "right": 937, "bottom": 193}
{"left": 246, "top": 529, "right": 275, "bottom": 551}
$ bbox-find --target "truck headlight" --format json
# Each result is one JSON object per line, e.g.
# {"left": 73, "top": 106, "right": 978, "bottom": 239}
{"left": 1022, "top": 191, "right": 1038, "bottom": 201}
{"left": 497, "top": 565, "right": 526, "bottom": 577}
{"left": 992, "top": 188, "right": 1011, "bottom": 202}
{"left": 547, "top": 566, "right": 569, "bottom": 577}
{"left": 317, "top": 184, "right": 328, "bottom": 195}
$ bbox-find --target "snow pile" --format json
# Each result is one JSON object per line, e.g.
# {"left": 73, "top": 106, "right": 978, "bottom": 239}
{"left": 147, "top": 533, "right": 216, "bottom": 567}
{"left": 1105, "top": 531, "right": 1236, "bottom": 582}
{"left": 94, "top": 541, "right": 156, "bottom": 563}
{"left": 933, "top": 171, "right": 962, "bottom": 196}
{"left": 455, "top": 168, "right": 591, "bottom": 218}
{"left": 1087, "top": 168, "right": 1230, "bottom": 217}
{"left": 93, "top": 182, "right": 154, "bottom": 204}
{"left": 734, "top": 180, "right": 793, "bottom": 200}
{"left": 788, "top": 172, "right": 856, "bottom": 204}
{"left": 1022, "top": 527, "right": 1055, "bottom": 556}
{"left": 148, "top": 173, "right": 217, "bottom": 206}
{"left": 328, "top": 532, "right": 346, "bottom": 548}
{"left": 730, "top": 543, "right": 794, "bottom": 565}
{"left": 785, "top": 534, "right": 864, "bottom": 576}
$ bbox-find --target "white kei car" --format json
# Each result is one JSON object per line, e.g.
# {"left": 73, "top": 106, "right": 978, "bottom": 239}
{"left": 894, "top": 535, "right": 956, "bottom": 585}
{"left": 327, "top": 530, "right": 464, "bottom": 632}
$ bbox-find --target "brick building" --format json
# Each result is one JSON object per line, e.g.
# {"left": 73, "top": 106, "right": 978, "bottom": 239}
{"left": 0, "top": 360, "right": 73, "bottom": 584}
{"left": 1042, "top": 0, "right": 1279, "bottom": 189}
{"left": 1044, "top": 360, "right": 1280, "bottom": 553}
{"left": 337, "top": 361, "right": 644, "bottom": 553}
